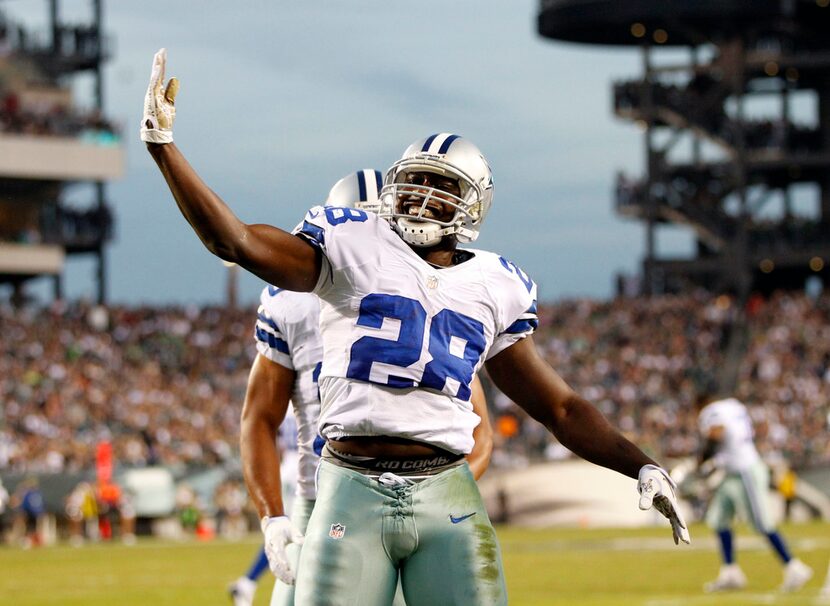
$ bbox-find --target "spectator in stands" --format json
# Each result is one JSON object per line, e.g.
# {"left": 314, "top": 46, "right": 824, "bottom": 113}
{"left": 65, "top": 481, "right": 98, "bottom": 546}
{"left": 0, "top": 90, "right": 119, "bottom": 140}
{"left": 12, "top": 477, "right": 45, "bottom": 548}
{"left": 0, "top": 290, "right": 828, "bottom": 531}
{"left": 776, "top": 464, "right": 798, "bottom": 522}
{"left": 96, "top": 481, "right": 119, "bottom": 541}
{"left": 175, "top": 482, "right": 202, "bottom": 536}
{"left": 214, "top": 479, "right": 248, "bottom": 540}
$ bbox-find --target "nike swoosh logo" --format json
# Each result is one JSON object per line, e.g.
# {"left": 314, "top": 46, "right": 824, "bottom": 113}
{"left": 308, "top": 210, "right": 320, "bottom": 219}
{"left": 449, "top": 512, "right": 476, "bottom": 524}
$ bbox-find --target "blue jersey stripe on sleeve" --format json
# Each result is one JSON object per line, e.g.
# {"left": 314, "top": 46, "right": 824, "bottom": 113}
{"left": 504, "top": 317, "right": 539, "bottom": 334}
{"left": 374, "top": 170, "right": 383, "bottom": 192}
{"left": 255, "top": 326, "right": 290, "bottom": 354}
{"left": 257, "top": 312, "right": 281, "bottom": 333}
{"left": 297, "top": 221, "right": 326, "bottom": 249}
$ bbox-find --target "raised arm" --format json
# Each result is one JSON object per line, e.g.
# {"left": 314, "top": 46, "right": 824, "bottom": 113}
{"left": 485, "top": 336, "right": 690, "bottom": 544}
{"left": 141, "top": 49, "right": 319, "bottom": 292}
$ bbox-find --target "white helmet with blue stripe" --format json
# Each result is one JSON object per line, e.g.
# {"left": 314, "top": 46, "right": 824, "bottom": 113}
{"left": 380, "top": 133, "right": 494, "bottom": 247}
{"left": 325, "top": 169, "right": 383, "bottom": 213}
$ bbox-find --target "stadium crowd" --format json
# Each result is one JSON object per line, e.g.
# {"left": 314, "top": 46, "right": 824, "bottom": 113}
{"left": 0, "top": 303, "right": 250, "bottom": 474}
{"left": 1, "top": 291, "right": 829, "bottom": 476}
{"left": 492, "top": 290, "right": 830, "bottom": 470}
{"left": 1, "top": 93, "right": 120, "bottom": 143}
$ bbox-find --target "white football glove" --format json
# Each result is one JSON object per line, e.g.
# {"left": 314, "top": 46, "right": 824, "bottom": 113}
{"left": 638, "top": 464, "right": 691, "bottom": 545}
{"left": 261, "top": 515, "right": 304, "bottom": 585}
{"left": 140, "top": 48, "right": 179, "bottom": 144}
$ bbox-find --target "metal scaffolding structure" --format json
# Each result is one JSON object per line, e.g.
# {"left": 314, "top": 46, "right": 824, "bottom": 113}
{"left": 0, "top": 0, "right": 119, "bottom": 304}
{"left": 539, "top": 0, "right": 830, "bottom": 298}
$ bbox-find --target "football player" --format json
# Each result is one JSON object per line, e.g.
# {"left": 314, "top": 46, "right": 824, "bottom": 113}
{"left": 696, "top": 392, "right": 812, "bottom": 593}
{"left": 143, "top": 49, "right": 688, "bottom": 606}
{"left": 227, "top": 170, "right": 494, "bottom": 606}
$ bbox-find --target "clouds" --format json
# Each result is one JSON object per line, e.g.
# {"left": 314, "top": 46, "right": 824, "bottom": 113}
{"left": 9, "top": 1, "right": 649, "bottom": 304}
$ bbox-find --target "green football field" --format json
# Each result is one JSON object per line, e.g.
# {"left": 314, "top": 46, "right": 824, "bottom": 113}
{"left": 2, "top": 523, "right": 828, "bottom": 605}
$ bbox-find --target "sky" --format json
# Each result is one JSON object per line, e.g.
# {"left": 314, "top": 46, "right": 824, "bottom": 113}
{"left": 5, "top": 0, "right": 695, "bottom": 306}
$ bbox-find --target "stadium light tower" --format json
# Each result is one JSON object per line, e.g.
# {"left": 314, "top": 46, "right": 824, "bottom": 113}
{"left": 0, "top": 0, "right": 123, "bottom": 304}
{"left": 538, "top": 0, "right": 830, "bottom": 298}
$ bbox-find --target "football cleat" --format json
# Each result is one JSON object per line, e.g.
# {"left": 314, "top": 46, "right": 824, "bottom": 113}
{"left": 227, "top": 576, "right": 256, "bottom": 606}
{"left": 380, "top": 133, "right": 493, "bottom": 247}
{"left": 780, "top": 558, "right": 812, "bottom": 593}
{"left": 703, "top": 564, "right": 747, "bottom": 593}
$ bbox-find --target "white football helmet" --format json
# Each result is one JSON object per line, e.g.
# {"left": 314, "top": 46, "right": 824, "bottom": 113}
{"left": 380, "top": 133, "right": 494, "bottom": 247}
{"left": 325, "top": 169, "right": 383, "bottom": 212}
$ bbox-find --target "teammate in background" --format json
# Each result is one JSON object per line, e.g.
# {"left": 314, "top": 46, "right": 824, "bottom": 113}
{"left": 696, "top": 393, "right": 813, "bottom": 593}
{"left": 143, "top": 49, "right": 687, "bottom": 605}
{"left": 228, "top": 171, "right": 494, "bottom": 606}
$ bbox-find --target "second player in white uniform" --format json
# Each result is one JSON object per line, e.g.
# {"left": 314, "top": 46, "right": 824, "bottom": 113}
{"left": 231, "top": 173, "right": 378, "bottom": 606}
{"left": 257, "top": 286, "right": 323, "bottom": 504}
{"left": 697, "top": 395, "right": 813, "bottom": 593}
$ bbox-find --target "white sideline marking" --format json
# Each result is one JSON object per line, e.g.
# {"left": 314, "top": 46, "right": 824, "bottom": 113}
{"left": 645, "top": 594, "right": 777, "bottom": 605}
{"left": 607, "top": 536, "right": 830, "bottom": 552}
{"left": 505, "top": 536, "right": 830, "bottom": 554}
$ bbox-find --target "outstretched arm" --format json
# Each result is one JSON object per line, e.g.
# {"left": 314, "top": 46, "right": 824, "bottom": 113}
{"left": 486, "top": 336, "right": 689, "bottom": 544}
{"left": 466, "top": 375, "right": 493, "bottom": 480}
{"left": 142, "top": 49, "right": 319, "bottom": 292}
{"left": 485, "top": 336, "right": 654, "bottom": 478}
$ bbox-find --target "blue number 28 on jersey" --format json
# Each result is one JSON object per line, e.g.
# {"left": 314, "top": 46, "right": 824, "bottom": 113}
{"left": 346, "top": 293, "right": 486, "bottom": 401}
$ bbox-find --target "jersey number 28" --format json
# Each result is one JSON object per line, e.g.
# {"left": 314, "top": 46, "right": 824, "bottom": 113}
{"left": 346, "top": 293, "right": 485, "bottom": 400}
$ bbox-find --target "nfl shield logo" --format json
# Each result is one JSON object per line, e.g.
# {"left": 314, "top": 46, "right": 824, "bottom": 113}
{"left": 329, "top": 523, "right": 346, "bottom": 539}
{"left": 427, "top": 275, "right": 439, "bottom": 290}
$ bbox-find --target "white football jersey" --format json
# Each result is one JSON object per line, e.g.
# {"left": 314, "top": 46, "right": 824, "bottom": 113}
{"left": 255, "top": 286, "right": 323, "bottom": 500}
{"left": 698, "top": 397, "right": 761, "bottom": 472}
{"left": 293, "top": 206, "right": 538, "bottom": 454}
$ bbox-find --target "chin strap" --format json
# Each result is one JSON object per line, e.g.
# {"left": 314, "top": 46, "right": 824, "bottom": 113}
{"left": 395, "top": 218, "right": 454, "bottom": 247}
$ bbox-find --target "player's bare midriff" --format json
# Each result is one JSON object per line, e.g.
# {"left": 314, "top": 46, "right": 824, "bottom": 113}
{"left": 330, "top": 436, "right": 452, "bottom": 458}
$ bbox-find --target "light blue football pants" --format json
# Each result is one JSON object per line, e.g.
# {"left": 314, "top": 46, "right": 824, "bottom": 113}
{"left": 294, "top": 460, "right": 507, "bottom": 606}
{"left": 706, "top": 461, "right": 775, "bottom": 533}
{"left": 270, "top": 497, "right": 315, "bottom": 606}
{"left": 269, "top": 494, "right": 408, "bottom": 606}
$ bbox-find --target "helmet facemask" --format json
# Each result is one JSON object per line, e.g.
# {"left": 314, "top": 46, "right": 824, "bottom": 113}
{"left": 380, "top": 157, "right": 490, "bottom": 247}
